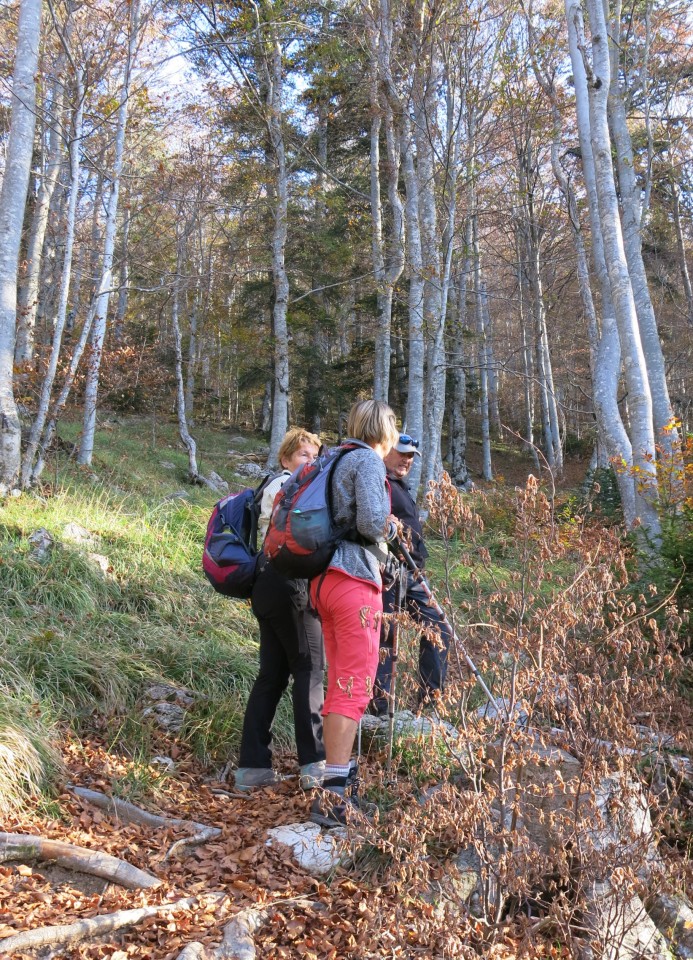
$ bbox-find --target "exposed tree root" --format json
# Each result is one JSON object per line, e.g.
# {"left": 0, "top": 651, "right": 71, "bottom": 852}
{"left": 173, "top": 899, "right": 322, "bottom": 960}
{"left": 0, "top": 832, "right": 161, "bottom": 890}
{"left": 0, "top": 892, "right": 226, "bottom": 955}
{"left": 70, "top": 785, "right": 222, "bottom": 860}
{"left": 175, "top": 944, "right": 207, "bottom": 960}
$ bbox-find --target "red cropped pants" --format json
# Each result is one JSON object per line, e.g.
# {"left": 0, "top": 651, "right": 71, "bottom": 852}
{"left": 311, "top": 569, "right": 382, "bottom": 722}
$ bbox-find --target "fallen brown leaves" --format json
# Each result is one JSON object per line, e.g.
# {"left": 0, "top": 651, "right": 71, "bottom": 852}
{"left": 0, "top": 734, "right": 563, "bottom": 959}
{"left": 0, "top": 735, "right": 490, "bottom": 958}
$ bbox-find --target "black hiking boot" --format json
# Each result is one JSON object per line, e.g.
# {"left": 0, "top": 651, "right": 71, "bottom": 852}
{"left": 309, "top": 789, "right": 376, "bottom": 829}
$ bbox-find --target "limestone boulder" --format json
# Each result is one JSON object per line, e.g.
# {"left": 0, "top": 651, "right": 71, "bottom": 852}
{"left": 266, "top": 822, "right": 350, "bottom": 875}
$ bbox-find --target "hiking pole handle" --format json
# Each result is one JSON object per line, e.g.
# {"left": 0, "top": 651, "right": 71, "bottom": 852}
{"left": 390, "top": 536, "right": 506, "bottom": 720}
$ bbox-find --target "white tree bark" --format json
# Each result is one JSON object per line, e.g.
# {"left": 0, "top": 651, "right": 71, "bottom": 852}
{"left": 0, "top": 0, "right": 43, "bottom": 493}
{"left": 114, "top": 203, "right": 131, "bottom": 341}
{"left": 415, "top": 50, "right": 445, "bottom": 495}
{"left": 78, "top": 0, "right": 139, "bottom": 465}
{"left": 400, "top": 113, "right": 425, "bottom": 496}
{"left": 481, "top": 283, "right": 502, "bottom": 437}
{"left": 32, "top": 295, "right": 98, "bottom": 483}
{"left": 171, "top": 231, "right": 200, "bottom": 479}
{"left": 367, "top": 1, "right": 405, "bottom": 403}
{"left": 260, "top": 7, "right": 290, "bottom": 470}
{"left": 185, "top": 280, "right": 199, "bottom": 423}
{"left": 22, "top": 72, "right": 84, "bottom": 488}
{"left": 448, "top": 217, "right": 472, "bottom": 487}
{"left": 527, "top": 21, "right": 608, "bottom": 467}
{"left": 606, "top": 13, "right": 677, "bottom": 457}
{"left": 515, "top": 135, "right": 563, "bottom": 473}
{"left": 583, "top": 0, "right": 661, "bottom": 541}
{"left": 513, "top": 219, "right": 540, "bottom": 467}
{"left": 15, "top": 64, "right": 68, "bottom": 365}
{"left": 566, "top": 0, "right": 636, "bottom": 514}
{"left": 671, "top": 183, "right": 693, "bottom": 327}
{"left": 472, "top": 207, "right": 492, "bottom": 482}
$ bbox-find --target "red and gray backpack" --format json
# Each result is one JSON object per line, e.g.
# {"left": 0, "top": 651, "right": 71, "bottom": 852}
{"left": 203, "top": 474, "right": 276, "bottom": 598}
{"left": 263, "top": 441, "right": 369, "bottom": 579}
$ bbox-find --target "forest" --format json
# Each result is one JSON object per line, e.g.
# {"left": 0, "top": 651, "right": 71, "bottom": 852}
{"left": 0, "top": 0, "right": 692, "bottom": 957}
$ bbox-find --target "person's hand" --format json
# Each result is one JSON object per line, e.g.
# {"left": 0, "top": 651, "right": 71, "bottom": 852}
{"left": 385, "top": 514, "right": 404, "bottom": 543}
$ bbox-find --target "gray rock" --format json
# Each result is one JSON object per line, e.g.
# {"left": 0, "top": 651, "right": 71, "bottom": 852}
{"left": 162, "top": 490, "right": 191, "bottom": 501}
{"left": 159, "top": 461, "right": 176, "bottom": 470}
{"left": 142, "top": 702, "right": 186, "bottom": 734}
{"left": 584, "top": 883, "right": 673, "bottom": 960}
{"left": 423, "top": 846, "right": 482, "bottom": 922}
{"left": 647, "top": 892, "right": 693, "bottom": 958}
{"left": 266, "top": 822, "right": 350, "bottom": 875}
{"left": 207, "top": 471, "right": 229, "bottom": 494}
{"left": 364, "top": 709, "right": 460, "bottom": 743}
{"left": 87, "top": 553, "right": 111, "bottom": 575}
{"left": 144, "top": 683, "right": 198, "bottom": 707}
{"left": 151, "top": 756, "right": 176, "bottom": 771}
{"left": 235, "top": 462, "right": 264, "bottom": 479}
{"left": 63, "top": 521, "right": 98, "bottom": 547}
{"left": 485, "top": 736, "right": 583, "bottom": 854}
{"left": 476, "top": 697, "right": 529, "bottom": 727}
{"left": 28, "top": 528, "right": 54, "bottom": 563}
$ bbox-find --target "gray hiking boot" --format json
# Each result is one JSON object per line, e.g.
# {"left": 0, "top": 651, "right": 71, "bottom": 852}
{"left": 234, "top": 767, "right": 282, "bottom": 792}
{"left": 298, "top": 761, "right": 325, "bottom": 790}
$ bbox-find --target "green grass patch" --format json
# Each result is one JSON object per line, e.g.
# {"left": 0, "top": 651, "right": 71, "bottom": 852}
{"left": 0, "top": 415, "right": 292, "bottom": 811}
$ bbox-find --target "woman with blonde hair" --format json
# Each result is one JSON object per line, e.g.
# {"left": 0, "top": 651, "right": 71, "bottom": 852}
{"left": 309, "top": 399, "right": 399, "bottom": 828}
{"left": 235, "top": 427, "right": 325, "bottom": 791}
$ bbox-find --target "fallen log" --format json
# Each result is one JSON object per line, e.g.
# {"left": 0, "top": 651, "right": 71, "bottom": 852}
{"left": 0, "top": 893, "right": 226, "bottom": 955}
{"left": 70, "top": 785, "right": 222, "bottom": 860}
{"left": 0, "top": 832, "right": 160, "bottom": 890}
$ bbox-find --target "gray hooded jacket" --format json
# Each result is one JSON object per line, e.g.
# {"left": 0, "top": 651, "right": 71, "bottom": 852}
{"left": 327, "top": 441, "right": 390, "bottom": 586}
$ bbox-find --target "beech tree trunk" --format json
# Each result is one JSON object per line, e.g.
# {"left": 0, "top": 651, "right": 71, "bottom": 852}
{"left": 367, "top": 2, "right": 405, "bottom": 404}
{"left": 607, "top": 17, "right": 677, "bottom": 457}
{"left": 22, "top": 73, "right": 85, "bottom": 487}
{"left": 171, "top": 232, "right": 200, "bottom": 480}
{"left": 514, "top": 222, "right": 540, "bottom": 467}
{"left": 15, "top": 63, "right": 68, "bottom": 365}
{"left": 448, "top": 218, "right": 472, "bottom": 488}
{"left": 416, "top": 49, "right": 445, "bottom": 495}
{"left": 114, "top": 203, "right": 131, "bottom": 341}
{"left": 472, "top": 210, "right": 492, "bottom": 482}
{"left": 0, "top": 0, "right": 43, "bottom": 493}
{"left": 527, "top": 26, "right": 609, "bottom": 468}
{"left": 481, "top": 283, "right": 502, "bottom": 438}
{"left": 400, "top": 113, "right": 425, "bottom": 497}
{"left": 671, "top": 183, "right": 693, "bottom": 327}
{"left": 260, "top": 7, "right": 290, "bottom": 469}
{"left": 78, "top": 0, "right": 139, "bottom": 466}
{"left": 583, "top": 0, "right": 661, "bottom": 542}
{"left": 565, "top": 0, "right": 636, "bottom": 518}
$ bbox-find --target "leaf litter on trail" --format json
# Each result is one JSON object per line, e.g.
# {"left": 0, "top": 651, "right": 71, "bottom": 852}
{"left": 0, "top": 734, "right": 546, "bottom": 959}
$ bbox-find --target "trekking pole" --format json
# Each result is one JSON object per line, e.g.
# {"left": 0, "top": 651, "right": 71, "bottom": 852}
{"left": 386, "top": 559, "right": 407, "bottom": 776}
{"left": 389, "top": 536, "right": 506, "bottom": 720}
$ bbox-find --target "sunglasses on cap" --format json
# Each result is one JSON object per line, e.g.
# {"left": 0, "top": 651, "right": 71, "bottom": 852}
{"left": 398, "top": 434, "right": 420, "bottom": 448}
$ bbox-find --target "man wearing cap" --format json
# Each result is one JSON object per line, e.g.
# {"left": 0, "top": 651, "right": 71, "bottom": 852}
{"left": 371, "top": 435, "right": 453, "bottom": 715}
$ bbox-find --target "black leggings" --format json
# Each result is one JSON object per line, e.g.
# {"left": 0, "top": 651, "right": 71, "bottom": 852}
{"left": 239, "top": 563, "right": 325, "bottom": 768}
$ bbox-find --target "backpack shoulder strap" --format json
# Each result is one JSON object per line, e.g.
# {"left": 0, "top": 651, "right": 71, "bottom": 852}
{"left": 325, "top": 440, "right": 374, "bottom": 540}
{"left": 253, "top": 470, "right": 283, "bottom": 504}
{"left": 249, "top": 472, "right": 282, "bottom": 552}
